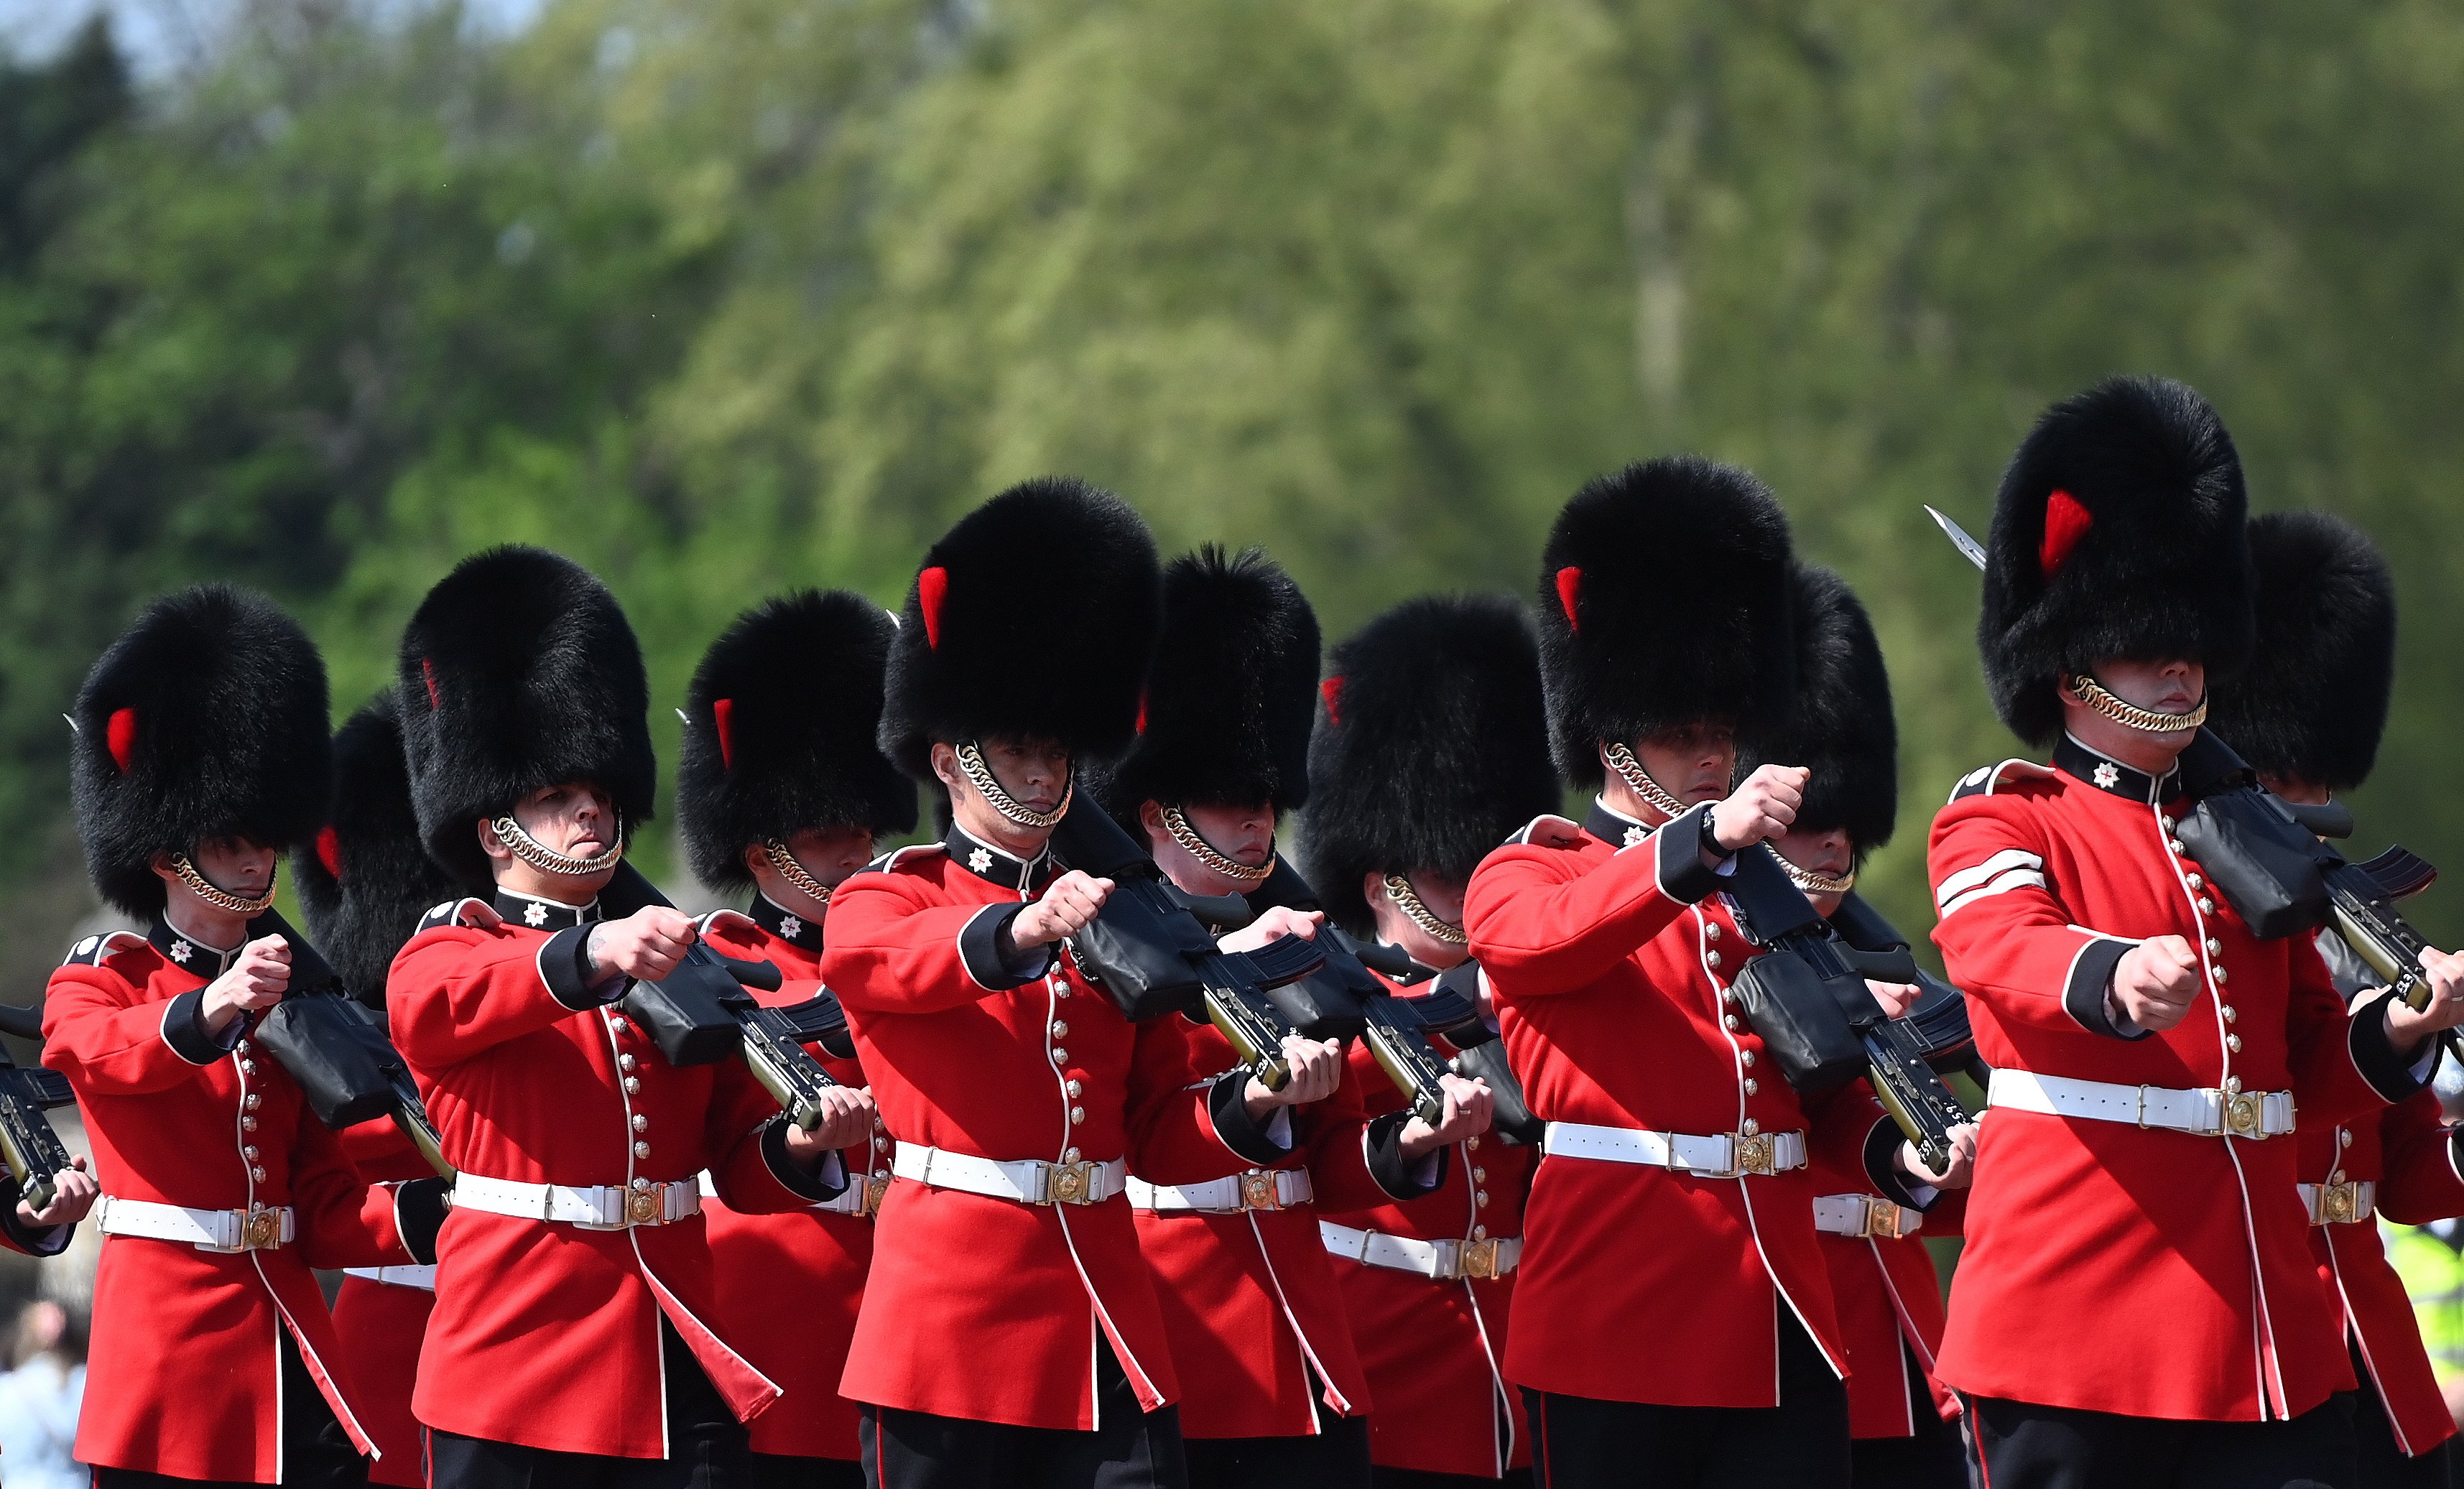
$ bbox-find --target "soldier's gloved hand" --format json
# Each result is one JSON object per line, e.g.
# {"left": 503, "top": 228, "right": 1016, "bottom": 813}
{"left": 1011, "top": 871, "right": 1115, "bottom": 949}
{"left": 1246, "top": 1035, "right": 1343, "bottom": 1113}
{"left": 2385, "top": 945, "right": 2464, "bottom": 1047}
{"left": 585, "top": 907, "right": 698, "bottom": 985}
{"left": 794, "top": 1082, "right": 876, "bottom": 1151}
{"left": 1710, "top": 765, "right": 1807, "bottom": 853}
{"left": 16, "top": 1156, "right": 96, "bottom": 1228}
{"left": 1217, "top": 905, "right": 1323, "bottom": 955}
{"left": 202, "top": 935, "right": 292, "bottom": 1034}
{"left": 1899, "top": 1121, "right": 1980, "bottom": 1190}
{"left": 1399, "top": 1074, "right": 1493, "bottom": 1160}
{"left": 2108, "top": 935, "right": 2200, "bottom": 1032}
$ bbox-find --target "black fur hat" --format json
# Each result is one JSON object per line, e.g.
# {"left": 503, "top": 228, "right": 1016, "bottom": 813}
{"left": 1979, "top": 376, "right": 2254, "bottom": 745}
{"left": 2206, "top": 511, "right": 2396, "bottom": 792}
{"left": 879, "top": 478, "right": 1162, "bottom": 779}
{"left": 1536, "top": 457, "right": 1797, "bottom": 789}
{"left": 1299, "top": 595, "right": 1561, "bottom": 938}
{"left": 677, "top": 590, "right": 919, "bottom": 895}
{"left": 1738, "top": 565, "right": 1897, "bottom": 855}
{"left": 71, "top": 585, "right": 332, "bottom": 919}
{"left": 1091, "top": 547, "right": 1320, "bottom": 823}
{"left": 294, "top": 692, "right": 456, "bottom": 1007}
{"left": 397, "top": 546, "right": 655, "bottom": 891}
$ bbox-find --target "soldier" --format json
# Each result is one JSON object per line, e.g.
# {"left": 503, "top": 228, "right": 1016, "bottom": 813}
{"left": 1300, "top": 593, "right": 1562, "bottom": 1489}
{"left": 48, "top": 585, "right": 429, "bottom": 1489}
{"left": 821, "top": 480, "right": 1328, "bottom": 1489}
{"left": 1463, "top": 459, "right": 1947, "bottom": 1489}
{"left": 2208, "top": 509, "right": 2463, "bottom": 1487}
{"left": 1091, "top": 548, "right": 1493, "bottom": 1489}
{"left": 386, "top": 547, "right": 863, "bottom": 1489}
{"left": 675, "top": 590, "right": 917, "bottom": 1489}
{"left": 1929, "top": 377, "right": 2464, "bottom": 1486}
{"left": 294, "top": 695, "right": 459, "bottom": 1489}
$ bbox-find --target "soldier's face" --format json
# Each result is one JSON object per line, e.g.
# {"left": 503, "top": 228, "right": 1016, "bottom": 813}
{"left": 2094, "top": 657, "right": 2206, "bottom": 715}
{"left": 976, "top": 737, "right": 1071, "bottom": 812}
{"left": 1772, "top": 825, "right": 1854, "bottom": 917}
{"left": 1633, "top": 723, "right": 1738, "bottom": 804}
{"left": 781, "top": 826, "right": 878, "bottom": 889}
{"left": 187, "top": 836, "right": 276, "bottom": 896}
{"left": 1366, "top": 870, "right": 1472, "bottom": 973}
{"left": 511, "top": 781, "right": 617, "bottom": 858}
{"left": 1143, "top": 799, "right": 1274, "bottom": 899}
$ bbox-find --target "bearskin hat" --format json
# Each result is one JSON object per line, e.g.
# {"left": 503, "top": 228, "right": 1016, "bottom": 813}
{"left": 879, "top": 478, "right": 1162, "bottom": 779}
{"left": 1738, "top": 564, "right": 1898, "bottom": 855}
{"left": 293, "top": 693, "right": 456, "bottom": 1007}
{"left": 70, "top": 585, "right": 331, "bottom": 919}
{"left": 1299, "top": 594, "right": 1561, "bottom": 938}
{"left": 677, "top": 590, "right": 919, "bottom": 895}
{"left": 396, "top": 546, "right": 655, "bottom": 891}
{"left": 1979, "top": 376, "right": 2254, "bottom": 745}
{"left": 1536, "top": 457, "right": 1797, "bottom": 789}
{"left": 1090, "top": 547, "right": 1320, "bottom": 826}
{"left": 2205, "top": 510, "right": 2396, "bottom": 792}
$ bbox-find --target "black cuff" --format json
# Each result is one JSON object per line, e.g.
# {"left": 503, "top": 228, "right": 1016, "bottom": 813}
{"left": 1861, "top": 1115, "right": 1935, "bottom": 1211}
{"left": 960, "top": 904, "right": 1055, "bottom": 991}
{"left": 1206, "top": 1070, "right": 1294, "bottom": 1167}
{"left": 1365, "top": 1109, "right": 1447, "bottom": 1200}
{"left": 540, "top": 925, "right": 622, "bottom": 1011}
{"left": 2062, "top": 939, "right": 2149, "bottom": 1041}
{"left": 761, "top": 1116, "right": 850, "bottom": 1202}
{"left": 393, "top": 1177, "right": 451, "bottom": 1265}
{"left": 1653, "top": 804, "right": 1727, "bottom": 905}
{"left": 162, "top": 988, "right": 241, "bottom": 1065}
{"left": 2348, "top": 989, "right": 2432, "bottom": 1104}
{"left": 0, "top": 1177, "right": 70, "bottom": 1258}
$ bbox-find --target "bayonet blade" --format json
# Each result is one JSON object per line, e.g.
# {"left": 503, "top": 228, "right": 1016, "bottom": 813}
{"left": 1926, "top": 506, "right": 1988, "bottom": 572}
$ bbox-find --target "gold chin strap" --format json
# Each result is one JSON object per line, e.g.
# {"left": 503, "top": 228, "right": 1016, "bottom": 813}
{"left": 955, "top": 743, "right": 1073, "bottom": 830}
{"left": 1601, "top": 741, "right": 1695, "bottom": 820}
{"left": 761, "top": 840, "right": 833, "bottom": 905}
{"left": 1778, "top": 858, "right": 1855, "bottom": 896}
{"left": 2067, "top": 674, "right": 2208, "bottom": 735}
{"left": 1383, "top": 873, "right": 1468, "bottom": 946}
{"left": 1159, "top": 804, "right": 1275, "bottom": 885}
{"left": 491, "top": 813, "right": 626, "bottom": 877}
{"left": 170, "top": 855, "right": 277, "bottom": 916}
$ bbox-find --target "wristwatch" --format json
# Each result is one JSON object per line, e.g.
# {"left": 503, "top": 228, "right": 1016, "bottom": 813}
{"left": 1698, "top": 807, "right": 1733, "bottom": 861}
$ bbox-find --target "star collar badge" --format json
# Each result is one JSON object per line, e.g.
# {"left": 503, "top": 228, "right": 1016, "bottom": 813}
{"left": 1622, "top": 825, "right": 1648, "bottom": 848}
{"left": 523, "top": 900, "right": 549, "bottom": 927}
{"left": 167, "top": 939, "right": 193, "bottom": 964}
{"left": 778, "top": 914, "right": 804, "bottom": 941}
{"left": 2093, "top": 761, "right": 2121, "bottom": 790}
{"left": 968, "top": 848, "right": 994, "bottom": 874}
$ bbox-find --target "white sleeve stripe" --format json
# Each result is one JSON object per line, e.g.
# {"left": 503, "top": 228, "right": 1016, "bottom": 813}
{"left": 1935, "top": 849, "right": 2045, "bottom": 908}
{"left": 1939, "top": 868, "right": 2046, "bottom": 919}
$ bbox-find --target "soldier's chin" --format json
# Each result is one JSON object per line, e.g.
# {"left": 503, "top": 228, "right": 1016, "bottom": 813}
{"left": 565, "top": 838, "right": 608, "bottom": 860}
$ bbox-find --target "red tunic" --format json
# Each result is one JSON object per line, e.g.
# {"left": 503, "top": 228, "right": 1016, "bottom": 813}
{"left": 1802, "top": 1091, "right": 1958, "bottom": 1440}
{"left": 1463, "top": 803, "right": 1896, "bottom": 1407}
{"left": 697, "top": 906, "right": 877, "bottom": 1462}
{"left": 46, "top": 927, "right": 415, "bottom": 1484}
{"left": 389, "top": 895, "right": 823, "bottom": 1458}
{"left": 822, "top": 837, "right": 1266, "bottom": 1430}
{"left": 1927, "top": 750, "right": 2417, "bottom": 1421}
{"left": 333, "top": 1116, "right": 441, "bottom": 1488}
{"left": 1320, "top": 1011, "right": 1533, "bottom": 1476}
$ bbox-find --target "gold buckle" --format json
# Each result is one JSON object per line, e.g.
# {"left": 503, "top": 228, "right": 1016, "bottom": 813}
{"left": 861, "top": 1175, "right": 889, "bottom": 1219}
{"left": 625, "top": 1187, "right": 662, "bottom": 1225}
{"left": 2223, "top": 1091, "right": 2265, "bottom": 1141}
{"left": 2319, "top": 1181, "right": 2361, "bottom": 1225}
{"left": 241, "top": 1208, "right": 282, "bottom": 1251}
{"left": 1733, "top": 1133, "right": 1777, "bottom": 1177}
{"left": 1238, "top": 1172, "right": 1285, "bottom": 1212}
{"left": 1863, "top": 1198, "right": 1908, "bottom": 1240}
{"left": 1045, "top": 1160, "right": 1096, "bottom": 1206}
{"left": 1459, "top": 1238, "right": 1502, "bottom": 1279}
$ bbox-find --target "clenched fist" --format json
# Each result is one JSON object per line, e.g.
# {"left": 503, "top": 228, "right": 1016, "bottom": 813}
{"left": 1246, "top": 1035, "right": 1345, "bottom": 1115}
{"left": 17, "top": 1156, "right": 97, "bottom": 1228}
{"left": 786, "top": 1083, "right": 878, "bottom": 1154}
{"left": 2108, "top": 936, "right": 2201, "bottom": 1032}
{"left": 2385, "top": 945, "right": 2464, "bottom": 1050}
{"left": 202, "top": 935, "right": 292, "bottom": 1034}
{"left": 1710, "top": 765, "right": 1809, "bottom": 852}
{"left": 1011, "top": 871, "right": 1116, "bottom": 950}
{"left": 1399, "top": 1074, "right": 1495, "bottom": 1160}
{"left": 585, "top": 906, "right": 699, "bottom": 985}
{"left": 1900, "top": 1122, "right": 1980, "bottom": 1190}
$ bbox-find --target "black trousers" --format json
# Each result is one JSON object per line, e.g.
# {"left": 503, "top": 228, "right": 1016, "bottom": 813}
{"left": 1371, "top": 1467, "right": 1532, "bottom": 1489}
{"left": 1964, "top": 1391, "right": 2358, "bottom": 1489}
{"left": 2347, "top": 1343, "right": 2463, "bottom": 1489}
{"left": 430, "top": 1322, "right": 752, "bottom": 1489}
{"left": 95, "top": 1329, "right": 369, "bottom": 1489}
{"left": 749, "top": 1455, "right": 868, "bottom": 1489}
{"left": 1182, "top": 1403, "right": 1370, "bottom": 1489}
{"left": 1522, "top": 1309, "right": 1851, "bottom": 1489}
{"left": 858, "top": 1337, "right": 1187, "bottom": 1489}
{"left": 1848, "top": 1345, "right": 1964, "bottom": 1489}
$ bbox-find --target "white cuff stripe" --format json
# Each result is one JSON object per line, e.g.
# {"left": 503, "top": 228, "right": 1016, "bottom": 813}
{"left": 1939, "top": 868, "right": 2047, "bottom": 919}
{"left": 1935, "top": 849, "right": 2045, "bottom": 909}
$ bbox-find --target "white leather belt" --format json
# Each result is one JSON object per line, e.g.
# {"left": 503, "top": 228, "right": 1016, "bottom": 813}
{"left": 97, "top": 1197, "right": 295, "bottom": 1253}
{"left": 342, "top": 1265, "right": 438, "bottom": 1290}
{"left": 1127, "top": 1170, "right": 1313, "bottom": 1214}
{"left": 1987, "top": 1069, "right": 2294, "bottom": 1139}
{"left": 1813, "top": 1193, "right": 1924, "bottom": 1240}
{"left": 1320, "top": 1220, "right": 1521, "bottom": 1279}
{"left": 891, "top": 1144, "right": 1126, "bottom": 1206}
{"left": 2301, "top": 1179, "right": 2377, "bottom": 1226}
{"left": 696, "top": 1169, "right": 884, "bottom": 1220}
{"left": 1541, "top": 1121, "right": 1807, "bottom": 1177}
{"left": 450, "top": 1174, "right": 702, "bottom": 1229}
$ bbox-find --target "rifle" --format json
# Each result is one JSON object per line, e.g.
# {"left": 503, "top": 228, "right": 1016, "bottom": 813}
{"left": 1045, "top": 799, "right": 1332, "bottom": 1093}
{"left": 599, "top": 863, "right": 852, "bottom": 1131}
{"left": 246, "top": 909, "right": 453, "bottom": 1178}
{"left": 1387, "top": 962, "right": 1545, "bottom": 1146}
{"left": 0, "top": 1004, "right": 78, "bottom": 1211}
{"left": 1825, "top": 894, "right": 1986, "bottom": 1078}
{"left": 1723, "top": 847, "right": 1973, "bottom": 1172}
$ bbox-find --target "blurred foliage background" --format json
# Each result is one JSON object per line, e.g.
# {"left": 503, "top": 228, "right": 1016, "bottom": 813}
{"left": 4, "top": 0, "right": 2463, "bottom": 993}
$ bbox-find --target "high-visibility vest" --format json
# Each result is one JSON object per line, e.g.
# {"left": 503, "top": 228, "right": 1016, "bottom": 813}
{"left": 2385, "top": 1220, "right": 2464, "bottom": 1388}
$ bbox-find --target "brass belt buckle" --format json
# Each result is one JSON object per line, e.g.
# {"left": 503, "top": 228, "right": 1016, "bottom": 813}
{"left": 2319, "top": 1181, "right": 2361, "bottom": 1225}
{"left": 625, "top": 1187, "right": 662, "bottom": 1225}
{"left": 1460, "top": 1237, "right": 1501, "bottom": 1279}
{"left": 1238, "top": 1171, "right": 1284, "bottom": 1212}
{"left": 1733, "top": 1133, "right": 1777, "bottom": 1177}
{"left": 1045, "top": 1160, "right": 1096, "bottom": 1206}
{"left": 241, "top": 1207, "right": 282, "bottom": 1251}
{"left": 861, "top": 1174, "right": 889, "bottom": 1219}
{"left": 1863, "top": 1197, "right": 1907, "bottom": 1240}
{"left": 2223, "top": 1091, "right": 2266, "bottom": 1141}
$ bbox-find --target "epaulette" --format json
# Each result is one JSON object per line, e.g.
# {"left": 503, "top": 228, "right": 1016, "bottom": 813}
{"left": 1504, "top": 815, "right": 1585, "bottom": 850}
{"left": 414, "top": 897, "right": 503, "bottom": 934}
{"left": 867, "top": 843, "right": 948, "bottom": 875}
{"left": 1945, "top": 759, "right": 2060, "bottom": 804}
{"left": 61, "top": 930, "right": 149, "bottom": 968}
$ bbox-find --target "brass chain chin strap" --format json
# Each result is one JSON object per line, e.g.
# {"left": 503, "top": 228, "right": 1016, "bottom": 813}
{"left": 762, "top": 839, "right": 832, "bottom": 905}
{"left": 1778, "top": 858, "right": 1856, "bottom": 895}
{"left": 1159, "top": 804, "right": 1276, "bottom": 885}
{"left": 491, "top": 814, "right": 626, "bottom": 876}
{"left": 2067, "top": 674, "right": 2209, "bottom": 734}
{"left": 1383, "top": 873, "right": 1469, "bottom": 945}
{"left": 170, "top": 855, "right": 277, "bottom": 915}
{"left": 1601, "top": 741, "right": 1693, "bottom": 820}
{"left": 956, "top": 743, "right": 1073, "bottom": 829}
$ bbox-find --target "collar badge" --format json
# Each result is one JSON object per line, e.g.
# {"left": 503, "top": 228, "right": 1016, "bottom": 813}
{"left": 777, "top": 914, "right": 804, "bottom": 941}
{"left": 523, "top": 900, "right": 549, "bottom": 927}
{"left": 168, "top": 940, "right": 193, "bottom": 965}
{"left": 1622, "top": 825, "right": 1649, "bottom": 848}
{"left": 968, "top": 848, "right": 994, "bottom": 873}
{"left": 2093, "top": 761, "right": 2121, "bottom": 789}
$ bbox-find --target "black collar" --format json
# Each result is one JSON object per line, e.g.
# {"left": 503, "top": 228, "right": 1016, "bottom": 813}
{"left": 493, "top": 889, "right": 603, "bottom": 932}
{"left": 149, "top": 917, "right": 239, "bottom": 977}
{"left": 1585, "top": 797, "right": 1663, "bottom": 849}
{"left": 944, "top": 822, "right": 1052, "bottom": 893}
{"left": 2054, "top": 734, "right": 2182, "bottom": 806}
{"left": 749, "top": 894, "right": 825, "bottom": 950}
